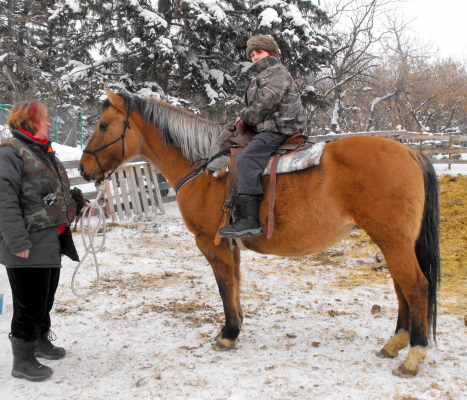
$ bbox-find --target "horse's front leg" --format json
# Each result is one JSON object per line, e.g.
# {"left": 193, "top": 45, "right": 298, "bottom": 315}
{"left": 196, "top": 234, "right": 242, "bottom": 349}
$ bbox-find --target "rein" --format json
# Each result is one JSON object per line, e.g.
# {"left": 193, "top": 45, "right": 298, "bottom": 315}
{"left": 71, "top": 185, "right": 107, "bottom": 298}
{"left": 82, "top": 107, "right": 132, "bottom": 185}
{"left": 174, "top": 145, "right": 234, "bottom": 194}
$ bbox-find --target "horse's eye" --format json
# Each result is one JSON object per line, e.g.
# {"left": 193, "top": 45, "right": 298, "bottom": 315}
{"left": 100, "top": 122, "right": 109, "bottom": 130}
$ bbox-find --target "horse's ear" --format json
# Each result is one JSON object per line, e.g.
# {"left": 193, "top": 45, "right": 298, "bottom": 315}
{"left": 104, "top": 89, "right": 126, "bottom": 114}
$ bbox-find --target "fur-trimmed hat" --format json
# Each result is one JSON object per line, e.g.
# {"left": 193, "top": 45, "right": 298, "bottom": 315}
{"left": 246, "top": 35, "right": 280, "bottom": 59}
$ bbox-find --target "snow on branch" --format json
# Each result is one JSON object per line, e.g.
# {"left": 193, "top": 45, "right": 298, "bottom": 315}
{"left": 259, "top": 8, "right": 282, "bottom": 27}
{"left": 138, "top": 8, "right": 168, "bottom": 29}
{"left": 59, "top": 57, "right": 117, "bottom": 82}
{"left": 182, "top": 0, "right": 228, "bottom": 25}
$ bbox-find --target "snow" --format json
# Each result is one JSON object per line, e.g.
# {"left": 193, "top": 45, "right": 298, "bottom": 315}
{"left": 259, "top": 8, "right": 282, "bottom": 27}
{"left": 1, "top": 204, "right": 466, "bottom": 399}
{"left": 185, "top": 0, "right": 228, "bottom": 25}
{"left": 51, "top": 142, "right": 83, "bottom": 161}
{"left": 256, "top": 0, "right": 318, "bottom": 37}
{"left": 282, "top": 6, "right": 312, "bottom": 34}
{"left": 204, "top": 83, "right": 220, "bottom": 105}
{"left": 158, "top": 38, "right": 173, "bottom": 54}
{"left": 0, "top": 145, "right": 466, "bottom": 399}
{"left": 208, "top": 69, "right": 225, "bottom": 87}
{"left": 201, "top": 0, "right": 227, "bottom": 22}
{"left": 60, "top": 57, "right": 116, "bottom": 84}
{"left": 65, "top": 0, "right": 82, "bottom": 13}
{"left": 434, "top": 162, "right": 467, "bottom": 176}
{"left": 138, "top": 8, "right": 168, "bottom": 30}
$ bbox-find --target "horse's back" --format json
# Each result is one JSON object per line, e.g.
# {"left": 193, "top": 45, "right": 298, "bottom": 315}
{"left": 323, "top": 135, "right": 420, "bottom": 172}
{"left": 277, "top": 135, "right": 424, "bottom": 211}
{"left": 248, "top": 135, "right": 426, "bottom": 255}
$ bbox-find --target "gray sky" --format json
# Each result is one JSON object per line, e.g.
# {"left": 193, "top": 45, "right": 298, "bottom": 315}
{"left": 404, "top": 0, "right": 467, "bottom": 59}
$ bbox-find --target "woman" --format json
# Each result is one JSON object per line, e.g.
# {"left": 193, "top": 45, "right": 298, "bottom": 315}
{"left": 0, "top": 100, "right": 87, "bottom": 381}
{"left": 219, "top": 35, "right": 306, "bottom": 239}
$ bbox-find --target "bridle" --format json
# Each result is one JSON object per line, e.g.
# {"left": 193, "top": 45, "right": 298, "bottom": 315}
{"left": 81, "top": 107, "right": 131, "bottom": 185}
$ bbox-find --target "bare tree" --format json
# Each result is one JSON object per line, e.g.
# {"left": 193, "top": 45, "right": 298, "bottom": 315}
{"left": 371, "top": 13, "right": 467, "bottom": 133}
{"left": 310, "top": 0, "right": 398, "bottom": 133}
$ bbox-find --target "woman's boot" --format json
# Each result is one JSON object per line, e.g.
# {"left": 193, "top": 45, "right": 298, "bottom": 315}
{"left": 219, "top": 194, "right": 263, "bottom": 238}
{"left": 35, "top": 331, "right": 66, "bottom": 360}
{"left": 10, "top": 335, "right": 53, "bottom": 381}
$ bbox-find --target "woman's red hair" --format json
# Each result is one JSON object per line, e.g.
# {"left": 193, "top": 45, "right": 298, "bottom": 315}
{"left": 7, "top": 100, "right": 48, "bottom": 135}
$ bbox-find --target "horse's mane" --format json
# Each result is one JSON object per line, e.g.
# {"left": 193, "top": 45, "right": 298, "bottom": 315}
{"left": 103, "top": 92, "right": 226, "bottom": 162}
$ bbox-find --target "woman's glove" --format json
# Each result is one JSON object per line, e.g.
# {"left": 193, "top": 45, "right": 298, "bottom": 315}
{"left": 223, "top": 121, "right": 236, "bottom": 132}
{"left": 70, "top": 187, "right": 89, "bottom": 215}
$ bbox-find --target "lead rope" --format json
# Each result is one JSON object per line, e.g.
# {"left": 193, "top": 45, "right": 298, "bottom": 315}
{"left": 71, "top": 185, "right": 107, "bottom": 298}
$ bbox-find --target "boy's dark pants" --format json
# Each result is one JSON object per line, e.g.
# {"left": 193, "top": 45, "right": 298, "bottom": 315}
{"left": 236, "top": 131, "right": 286, "bottom": 195}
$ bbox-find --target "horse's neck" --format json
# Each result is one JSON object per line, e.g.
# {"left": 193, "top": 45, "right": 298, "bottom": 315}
{"left": 139, "top": 124, "right": 193, "bottom": 187}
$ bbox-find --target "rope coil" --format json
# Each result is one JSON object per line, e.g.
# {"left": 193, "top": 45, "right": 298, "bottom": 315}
{"left": 71, "top": 185, "right": 107, "bottom": 298}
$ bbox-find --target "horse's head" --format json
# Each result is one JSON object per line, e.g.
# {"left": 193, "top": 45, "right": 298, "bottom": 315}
{"left": 79, "top": 90, "right": 142, "bottom": 182}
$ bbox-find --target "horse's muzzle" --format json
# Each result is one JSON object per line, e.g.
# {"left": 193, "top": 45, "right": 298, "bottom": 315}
{"left": 78, "top": 163, "right": 84, "bottom": 176}
{"left": 78, "top": 163, "right": 92, "bottom": 182}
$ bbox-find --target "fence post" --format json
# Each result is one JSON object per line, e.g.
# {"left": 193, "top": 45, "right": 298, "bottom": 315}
{"left": 148, "top": 164, "right": 165, "bottom": 214}
{"left": 55, "top": 112, "right": 59, "bottom": 143}
{"left": 448, "top": 134, "right": 453, "bottom": 170}
{"left": 103, "top": 180, "right": 117, "bottom": 222}
{"left": 79, "top": 108, "right": 83, "bottom": 150}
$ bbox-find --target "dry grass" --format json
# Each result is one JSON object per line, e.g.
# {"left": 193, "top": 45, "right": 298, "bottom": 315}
{"left": 438, "top": 175, "right": 467, "bottom": 315}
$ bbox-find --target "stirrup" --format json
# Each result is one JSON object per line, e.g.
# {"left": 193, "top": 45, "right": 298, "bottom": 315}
{"left": 219, "top": 226, "right": 263, "bottom": 239}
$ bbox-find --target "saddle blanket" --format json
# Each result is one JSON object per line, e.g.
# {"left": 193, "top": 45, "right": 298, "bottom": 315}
{"left": 209, "top": 142, "right": 326, "bottom": 176}
{"left": 263, "top": 142, "right": 325, "bottom": 175}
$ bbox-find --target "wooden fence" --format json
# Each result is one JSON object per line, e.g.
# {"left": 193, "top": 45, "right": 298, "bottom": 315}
{"left": 308, "top": 130, "right": 467, "bottom": 166}
{"left": 63, "top": 160, "right": 174, "bottom": 222}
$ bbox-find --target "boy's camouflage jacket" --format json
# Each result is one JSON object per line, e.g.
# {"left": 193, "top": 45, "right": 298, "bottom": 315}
{"left": 239, "top": 56, "right": 306, "bottom": 136}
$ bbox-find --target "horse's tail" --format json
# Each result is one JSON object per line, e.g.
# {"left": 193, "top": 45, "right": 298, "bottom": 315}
{"left": 414, "top": 153, "right": 441, "bottom": 343}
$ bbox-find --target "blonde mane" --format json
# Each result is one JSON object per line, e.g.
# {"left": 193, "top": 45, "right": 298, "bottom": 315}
{"left": 106, "top": 93, "right": 225, "bottom": 162}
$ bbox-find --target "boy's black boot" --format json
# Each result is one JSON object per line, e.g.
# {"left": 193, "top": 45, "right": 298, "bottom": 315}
{"left": 219, "top": 194, "right": 263, "bottom": 239}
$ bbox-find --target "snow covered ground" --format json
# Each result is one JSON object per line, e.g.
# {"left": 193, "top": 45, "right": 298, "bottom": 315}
{"left": 1, "top": 203, "right": 466, "bottom": 400}
{"left": 0, "top": 144, "right": 466, "bottom": 399}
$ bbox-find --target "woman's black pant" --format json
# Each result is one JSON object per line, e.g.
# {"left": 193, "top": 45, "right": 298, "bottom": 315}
{"left": 6, "top": 267, "right": 60, "bottom": 342}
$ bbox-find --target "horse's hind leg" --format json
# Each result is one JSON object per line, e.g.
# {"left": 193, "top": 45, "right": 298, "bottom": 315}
{"left": 195, "top": 234, "right": 242, "bottom": 349}
{"left": 379, "top": 282, "right": 410, "bottom": 358}
{"left": 382, "top": 246, "right": 430, "bottom": 377}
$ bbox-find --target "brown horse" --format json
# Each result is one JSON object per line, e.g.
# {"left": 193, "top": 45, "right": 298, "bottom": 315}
{"left": 79, "top": 90, "right": 440, "bottom": 377}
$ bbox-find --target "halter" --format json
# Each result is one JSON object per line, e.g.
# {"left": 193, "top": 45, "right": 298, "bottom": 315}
{"left": 82, "top": 107, "right": 131, "bottom": 185}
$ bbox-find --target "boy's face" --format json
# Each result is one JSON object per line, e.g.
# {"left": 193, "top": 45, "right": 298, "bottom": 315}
{"left": 250, "top": 49, "right": 269, "bottom": 64}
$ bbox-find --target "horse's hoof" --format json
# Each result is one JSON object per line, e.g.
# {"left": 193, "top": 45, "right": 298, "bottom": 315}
{"left": 212, "top": 338, "right": 236, "bottom": 351}
{"left": 377, "top": 348, "right": 397, "bottom": 358}
{"left": 392, "top": 364, "right": 418, "bottom": 378}
{"left": 217, "top": 336, "right": 236, "bottom": 349}
{"left": 392, "top": 346, "right": 426, "bottom": 377}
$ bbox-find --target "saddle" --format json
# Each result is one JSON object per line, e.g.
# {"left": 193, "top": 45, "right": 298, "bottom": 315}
{"left": 213, "top": 120, "right": 308, "bottom": 244}
{"left": 219, "top": 120, "right": 308, "bottom": 154}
